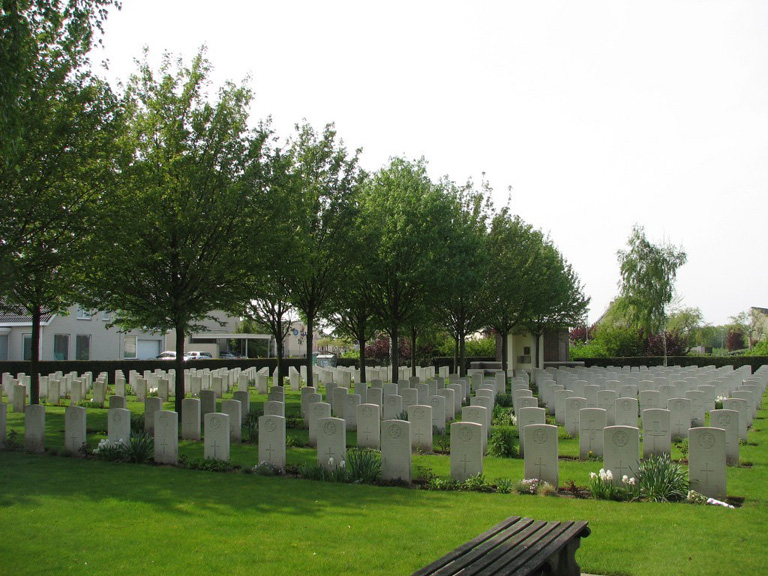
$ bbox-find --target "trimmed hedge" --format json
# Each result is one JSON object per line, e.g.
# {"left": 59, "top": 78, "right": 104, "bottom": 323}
{"left": 576, "top": 355, "right": 768, "bottom": 371}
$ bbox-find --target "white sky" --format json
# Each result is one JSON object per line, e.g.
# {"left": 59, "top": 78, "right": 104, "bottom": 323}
{"left": 93, "top": 0, "right": 768, "bottom": 327}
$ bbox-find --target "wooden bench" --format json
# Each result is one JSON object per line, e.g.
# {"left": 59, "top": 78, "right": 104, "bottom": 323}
{"left": 413, "top": 516, "right": 590, "bottom": 576}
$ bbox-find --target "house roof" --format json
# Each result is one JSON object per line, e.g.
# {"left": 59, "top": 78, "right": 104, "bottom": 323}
{"left": 0, "top": 303, "right": 56, "bottom": 325}
{"left": 751, "top": 306, "right": 768, "bottom": 316}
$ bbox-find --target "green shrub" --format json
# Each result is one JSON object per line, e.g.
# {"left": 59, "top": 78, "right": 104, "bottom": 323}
{"left": 92, "top": 438, "right": 128, "bottom": 461}
{"left": 344, "top": 448, "right": 382, "bottom": 484}
{"left": 124, "top": 431, "right": 153, "bottom": 463}
{"left": 130, "top": 414, "right": 145, "bottom": 434}
{"left": 425, "top": 477, "right": 461, "bottom": 491}
{"left": 514, "top": 478, "right": 556, "bottom": 496}
{"left": 495, "top": 393, "right": 513, "bottom": 407}
{"left": 179, "top": 455, "right": 237, "bottom": 472}
{"left": 633, "top": 453, "right": 688, "bottom": 502}
{"left": 492, "top": 405, "right": 515, "bottom": 426}
{"left": 488, "top": 428, "right": 518, "bottom": 458}
{"left": 252, "top": 462, "right": 283, "bottom": 476}
{"left": 495, "top": 478, "right": 514, "bottom": 494}
{"left": 242, "top": 409, "right": 262, "bottom": 444}
{"left": 462, "top": 473, "right": 494, "bottom": 492}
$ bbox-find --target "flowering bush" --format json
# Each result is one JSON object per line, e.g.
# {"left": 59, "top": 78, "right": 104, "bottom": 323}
{"left": 92, "top": 438, "right": 128, "bottom": 461}
{"left": 634, "top": 454, "right": 688, "bottom": 502}
{"left": 588, "top": 468, "right": 628, "bottom": 500}
{"left": 514, "top": 478, "right": 556, "bottom": 496}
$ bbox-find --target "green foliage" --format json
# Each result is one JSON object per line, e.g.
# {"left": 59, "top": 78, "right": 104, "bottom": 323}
{"left": 124, "top": 431, "right": 154, "bottom": 464}
{"left": 494, "top": 393, "right": 513, "bottom": 408}
{"left": 462, "top": 473, "right": 494, "bottom": 492}
{"left": 344, "top": 448, "right": 382, "bottom": 484}
{"left": 617, "top": 225, "right": 687, "bottom": 362}
{"left": 633, "top": 454, "right": 688, "bottom": 502}
{"left": 92, "top": 439, "right": 128, "bottom": 462}
{"left": 252, "top": 462, "right": 283, "bottom": 476}
{"left": 514, "top": 478, "right": 557, "bottom": 496}
{"left": 495, "top": 477, "right": 515, "bottom": 494}
{"left": 179, "top": 456, "right": 237, "bottom": 473}
{"left": 242, "top": 409, "right": 262, "bottom": 444}
{"left": 487, "top": 428, "right": 518, "bottom": 458}
{"left": 491, "top": 405, "right": 514, "bottom": 427}
{"left": 588, "top": 468, "right": 625, "bottom": 500}
{"left": 130, "top": 414, "right": 145, "bottom": 434}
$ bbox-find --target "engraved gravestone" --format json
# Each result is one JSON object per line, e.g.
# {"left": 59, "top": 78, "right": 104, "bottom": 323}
{"left": 258, "top": 415, "right": 286, "bottom": 469}
{"left": 688, "top": 427, "right": 726, "bottom": 499}
{"left": 356, "top": 403, "right": 381, "bottom": 449}
{"left": 381, "top": 419, "right": 412, "bottom": 482}
{"left": 517, "top": 406, "right": 546, "bottom": 458}
{"left": 450, "top": 422, "right": 483, "bottom": 483}
{"left": 181, "top": 398, "right": 201, "bottom": 440}
{"left": 154, "top": 410, "right": 178, "bottom": 465}
{"left": 579, "top": 407, "right": 607, "bottom": 459}
{"left": 317, "top": 417, "right": 346, "bottom": 471}
{"left": 204, "top": 413, "right": 230, "bottom": 461}
{"left": 523, "top": 424, "right": 558, "bottom": 487}
{"left": 641, "top": 408, "right": 671, "bottom": 458}
{"left": 603, "top": 426, "right": 640, "bottom": 484}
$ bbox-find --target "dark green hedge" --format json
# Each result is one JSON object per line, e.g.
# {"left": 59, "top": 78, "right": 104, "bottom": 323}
{"left": 576, "top": 356, "right": 768, "bottom": 371}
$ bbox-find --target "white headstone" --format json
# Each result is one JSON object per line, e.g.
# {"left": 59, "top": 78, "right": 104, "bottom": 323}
{"left": 181, "top": 398, "right": 201, "bottom": 440}
{"left": 308, "top": 402, "right": 332, "bottom": 447}
{"left": 603, "top": 426, "right": 640, "bottom": 484}
{"left": 200, "top": 389, "right": 216, "bottom": 418}
{"left": 144, "top": 397, "right": 163, "bottom": 434}
{"left": 344, "top": 394, "right": 362, "bottom": 431}
{"left": 24, "top": 404, "right": 45, "bottom": 453}
{"left": 517, "top": 406, "right": 546, "bottom": 458}
{"left": 64, "top": 405, "right": 87, "bottom": 455}
{"left": 429, "top": 395, "right": 447, "bottom": 434}
{"left": 565, "top": 396, "right": 587, "bottom": 438}
{"left": 667, "top": 397, "right": 692, "bottom": 441}
{"left": 579, "top": 408, "right": 607, "bottom": 459}
{"left": 108, "top": 407, "right": 131, "bottom": 445}
{"left": 382, "top": 394, "right": 403, "bottom": 420}
{"left": 317, "top": 417, "right": 346, "bottom": 471}
{"left": 407, "top": 405, "right": 433, "bottom": 453}
{"left": 614, "top": 397, "right": 638, "bottom": 428}
{"left": 264, "top": 400, "right": 285, "bottom": 417}
{"left": 450, "top": 422, "right": 483, "bottom": 482}
{"left": 523, "top": 424, "right": 558, "bottom": 487}
{"left": 641, "top": 408, "right": 671, "bottom": 458}
{"left": 356, "top": 403, "right": 381, "bottom": 449}
{"left": 258, "top": 415, "right": 286, "bottom": 469}
{"left": 204, "top": 412, "right": 230, "bottom": 461}
{"left": 461, "top": 405, "right": 488, "bottom": 453}
{"left": 233, "top": 391, "right": 250, "bottom": 423}
{"left": 332, "top": 386, "right": 348, "bottom": 418}
{"left": 688, "top": 427, "right": 726, "bottom": 499}
{"left": 154, "top": 410, "right": 179, "bottom": 465}
{"left": 221, "top": 399, "right": 242, "bottom": 443}
{"left": 721, "top": 398, "right": 748, "bottom": 442}
{"left": 381, "top": 419, "right": 412, "bottom": 482}
{"left": 709, "top": 409, "right": 739, "bottom": 465}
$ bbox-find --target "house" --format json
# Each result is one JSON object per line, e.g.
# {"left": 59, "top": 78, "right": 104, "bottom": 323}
{"left": 0, "top": 305, "right": 164, "bottom": 361}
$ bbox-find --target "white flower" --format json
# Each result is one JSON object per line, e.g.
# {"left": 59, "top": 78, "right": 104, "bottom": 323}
{"left": 622, "top": 475, "right": 629, "bottom": 484}
{"left": 605, "top": 470, "right": 613, "bottom": 481}
{"left": 328, "top": 457, "right": 335, "bottom": 467}
{"left": 590, "top": 472, "right": 597, "bottom": 480}
{"left": 628, "top": 477, "right": 636, "bottom": 486}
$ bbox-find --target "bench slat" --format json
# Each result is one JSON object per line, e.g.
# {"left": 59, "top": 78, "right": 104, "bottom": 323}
{"left": 412, "top": 517, "right": 524, "bottom": 576}
{"left": 413, "top": 517, "right": 590, "bottom": 576}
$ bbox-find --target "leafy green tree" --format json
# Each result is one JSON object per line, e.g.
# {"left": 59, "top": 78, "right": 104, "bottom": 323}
{"left": 282, "top": 122, "right": 362, "bottom": 389}
{"left": 667, "top": 307, "right": 704, "bottom": 352}
{"left": 85, "top": 50, "right": 262, "bottom": 414}
{"left": 0, "top": 0, "right": 120, "bottom": 404}
{"left": 484, "top": 210, "right": 542, "bottom": 373}
{"left": 436, "top": 177, "right": 493, "bottom": 375}
{"left": 524, "top": 240, "right": 590, "bottom": 368}
{"left": 617, "top": 225, "right": 687, "bottom": 365}
{"left": 360, "top": 158, "right": 452, "bottom": 380}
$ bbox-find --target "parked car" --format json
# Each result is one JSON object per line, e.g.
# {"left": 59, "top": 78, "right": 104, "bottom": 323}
{"left": 184, "top": 351, "right": 213, "bottom": 360}
{"left": 156, "top": 351, "right": 177, "bottom": 360}
{"left": 219, "top": 351, "right": 240, "bottom": 359}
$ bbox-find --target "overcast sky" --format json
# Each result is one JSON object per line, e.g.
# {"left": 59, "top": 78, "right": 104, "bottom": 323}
{"left": 93, "top": 0, "right": 768, "bottom": 327}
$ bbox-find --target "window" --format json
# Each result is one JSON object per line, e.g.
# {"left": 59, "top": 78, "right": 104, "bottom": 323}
{"left": 524, "top": 346, "right": 531, "bottom": 355}
{"left": 123, "top": 335, "right": 137, "bottom": 359}
{"left": 76, "top": 335, "right": 90, "bottom": 361}
{"left": 101, "top": 311, "right": 111, "bottom": 322}
{"left": 0, "top": 334, "right": 8, "bottom": 361}
{"left": 54, "top": 334, "right": 69, "bottom": 360}
{"left": 23, "top": 334, "right": 32, "bottom": 361}
{"left": 77, "top": 308, "right": 91, "bottom": 320}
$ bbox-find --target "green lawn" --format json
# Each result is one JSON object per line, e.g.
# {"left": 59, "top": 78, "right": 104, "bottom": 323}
{"left": 1, "top": 384, "right": 766, "bottom": 576}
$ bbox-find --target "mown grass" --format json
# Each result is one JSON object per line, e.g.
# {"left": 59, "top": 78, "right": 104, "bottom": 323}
{"left": 1, "top": 383, "right": 766, "bottom": 575}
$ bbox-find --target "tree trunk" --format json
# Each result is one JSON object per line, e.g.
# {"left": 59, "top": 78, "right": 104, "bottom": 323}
{"left": 174, "top": 324, "right": 185, "bottom": 416}
{"left": 30, "top": 305, "right": 41, "bottom": 405}
{"left": 453, "top": 336, "right": 459, "bottom": 375}
{"left": 305, "top": 315, "right": 314, "bottom": 388}
{"left": 501, "top": 330, "right": 509, "bottom": 374}
{"left": 459, "top": 332, "right": 467, "bottom": 377}
{"left": 390, "top": 324, "right": 399, "bottom": 384}
{"left": 276, "top": 319, "right": 285, "bottom": 386}
{"left": 358, "top": 334, "right": 367, "bottom": 383}
{"left": 410, "top": 325, "right": 417, "bottom": 377}
{"left": 662, "top": 328, "right": 668, "bottom": 367}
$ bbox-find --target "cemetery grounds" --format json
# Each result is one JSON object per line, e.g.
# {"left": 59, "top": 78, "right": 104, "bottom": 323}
{"left": 1, "top": 384, "right": 767, "bottom": 576}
